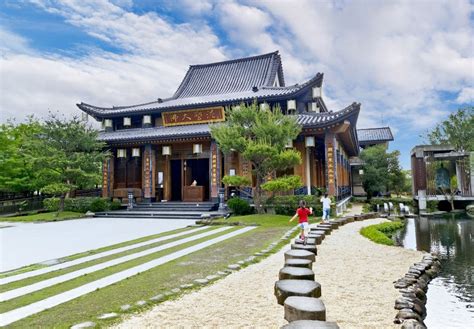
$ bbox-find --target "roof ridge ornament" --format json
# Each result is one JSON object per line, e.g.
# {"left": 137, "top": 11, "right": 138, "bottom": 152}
{"left": 252, "top": 86, "right": 259, "bottom": 92}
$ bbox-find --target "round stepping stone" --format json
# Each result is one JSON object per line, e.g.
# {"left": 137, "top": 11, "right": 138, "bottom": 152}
{"left": 194, "top": 278, "right": 209, "bottom": 285}
{"left": 281, "top": 320, "right": 340, "bottom": 329}
{"left": 228, "top": 264, "right": 241, "bottom": 270}
{"left": 71, "top": 322, "right": 96, "bottom": 329}
{"left": 97, "top": 313, "right": 118, "bottom": 320}
{"left": 274, "top": 280, "right": 321, "bottom": 305}
{"left": 149, "top": 294, "right": 164, "bottom": 301}
{"left": 206, "top": 275, "right": 219, "bottom": 281}
{"left": 306, "top": 234, "right": 323, "bottom": 245}
{"left": 180, "top": 283, "right": 194, "bottom": 289}
{"left": 315, "top": 227, "right": 331, "bottom": 235}
{"left": 136, "top": 300, "right": 147, "bottom": 306}
{"left": 279, "top": 267, "right": 315, "bottom": 280}
{"left": 255, "top": 252, "right": 265, "bottom": 256}
{"left": 345, "top": 216, "right": 355, "bottom": 222}
{"left": 291, "top": 244, "right": 317, "bottom": 255}
{"left": 284, "top": 296, "right": 326, "bottom": 322}
{"left": 245, "top": 256, "right": 257, "bottom": 262}
{"left": 284, "top": 258, "right": 313, "bottom": 269}
{"left": 120, "top": 304, "right": 131, "bottom": 311}
{"left": 237, "top": 260, "right": 246, "bottom": 265}
{"left": 284, "top": 249, "right": 315, "bottom": 262}
{"left": 295, "top": 238, "right": 316, "bottom": 245}
{"left": 328, "top": 222, "right": 340, "bottom": 229}
{"left": 171, "top": 288, "right": 181, "bottom": 293}
{"left": 309, "top": 229, "right": 326, "bottom": 236}
{"left": 217, "top": 271, "right": 229, "bottom": 276}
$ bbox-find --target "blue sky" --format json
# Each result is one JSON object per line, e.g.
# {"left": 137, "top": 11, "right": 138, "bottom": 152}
{"left": 0, "top": 0, "right": 473, "bottom": 169}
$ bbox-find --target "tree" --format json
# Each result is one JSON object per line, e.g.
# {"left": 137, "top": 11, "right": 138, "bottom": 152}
{"left": 0, "top": 118, "right": 42, "bottom": 193}
{"left": 211, "top": 102, "right": 302, "bottom": 213}
{"left": 359, "top": 145, "right": 404, "bottom": 200}
{"left": 426, "top": 106, "right": 474, "bottom": 152}
{"left": 261, "top": 175, "right": 302, "bottom": 197}
{"left": 25, "top": 114, "right": 108, "bottom": 211}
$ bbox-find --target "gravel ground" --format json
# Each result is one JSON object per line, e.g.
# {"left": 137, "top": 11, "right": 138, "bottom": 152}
{"left": 113, "top": 211, "right": 424, "bottom": 329}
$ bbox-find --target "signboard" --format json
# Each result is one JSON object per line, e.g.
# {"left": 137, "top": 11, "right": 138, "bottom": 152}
{"left": 162, "top": 107, "right": 225, "bottom": 127}
{"left": 327, "top": 144, "right": 334, "bottom": 184}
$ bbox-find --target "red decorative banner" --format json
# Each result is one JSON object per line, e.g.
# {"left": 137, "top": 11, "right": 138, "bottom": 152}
{"left": 162, "top": 107, "right": 225, "bottom": 126}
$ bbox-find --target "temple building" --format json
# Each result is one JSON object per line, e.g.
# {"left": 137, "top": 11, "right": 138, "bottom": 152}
{"left": 78, "top": 51, "right": 381, "bottom": 211}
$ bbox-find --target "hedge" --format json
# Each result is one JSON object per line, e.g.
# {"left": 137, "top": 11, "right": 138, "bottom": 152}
{"left": 360, "top": 221, "right": 404, "bottom": 246}
{"left": 43, "top": 197, "right": 122, "bottom": 213}
{"left": 227, "top": 197, "right": 253, "bottom": 216}
{"left": 265, "top": 195, "right": 335, "bottom": 217}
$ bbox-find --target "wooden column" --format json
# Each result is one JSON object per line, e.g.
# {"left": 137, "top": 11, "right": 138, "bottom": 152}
{"left": 142, "top": 144, "right": 155, "bottom": 201}
{"left": 325, "top": 132, "right": 337, "bottom": 196}
{"left": 210, "top": 141, "right": 221, "bottom": 202}
{"left": 102, "top": 156, "right": 114, "bottom": 198}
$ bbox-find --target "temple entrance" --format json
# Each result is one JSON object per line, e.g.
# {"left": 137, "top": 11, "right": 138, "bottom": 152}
{"left": 170, "top": 160, "right": 182, "bottom": 201}
{"left": 170, "top": 158, "right": 210, "bottom": 201}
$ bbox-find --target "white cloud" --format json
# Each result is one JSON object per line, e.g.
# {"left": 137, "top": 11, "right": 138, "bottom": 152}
{"left": 1, "top": 0, "right": 227, "bottom": 122}
{"left": 456, "top": 87, "right": 474, "bottom": 104}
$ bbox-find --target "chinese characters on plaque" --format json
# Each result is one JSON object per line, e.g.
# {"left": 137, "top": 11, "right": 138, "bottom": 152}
{"left": 327, "top": 144, "right": 334, "bottom": 184}
{"left": 102, "top": 160, "right": 109, "bottom": 190}
{"left": 144, "top": 153, "right": 151, "bottom": 192}
{"left": 162, "top": 107, "right": 225, "bottom": 126}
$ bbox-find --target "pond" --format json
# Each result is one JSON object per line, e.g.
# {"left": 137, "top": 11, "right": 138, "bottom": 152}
{"left": 397, "top": 214, "right": 473, "bottom": 328}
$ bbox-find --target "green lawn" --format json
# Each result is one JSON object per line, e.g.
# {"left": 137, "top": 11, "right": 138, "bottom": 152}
{"left": 0, "top": 211, "right": 85, "bottom": 223}
{"left": 5, "top": 214, "right": 293, "bottom": 328}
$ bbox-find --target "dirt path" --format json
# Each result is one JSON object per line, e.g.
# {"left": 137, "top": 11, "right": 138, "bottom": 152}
{"left": 114, "top": 209, "right": 423, "bottom": 329}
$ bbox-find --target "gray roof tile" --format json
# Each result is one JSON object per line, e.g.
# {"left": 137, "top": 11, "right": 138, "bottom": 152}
{"left": 357, "top": 127, "right": 393, "bottom": 143}
{"left": 173, "top": 51, "right": 284, "bottom": 98}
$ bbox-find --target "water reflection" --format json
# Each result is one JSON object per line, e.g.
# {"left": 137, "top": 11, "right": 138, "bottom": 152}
{"left": 397, "top": 215, "right": 473, "bottom": 328}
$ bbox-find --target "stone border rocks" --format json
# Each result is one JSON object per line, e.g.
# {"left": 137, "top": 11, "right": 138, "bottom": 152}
{"left": 393, "top": 254, "right": 442, "bottom": 328}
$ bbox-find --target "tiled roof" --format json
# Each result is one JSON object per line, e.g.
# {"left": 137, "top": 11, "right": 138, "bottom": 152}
{"left": 173, "top": 51, "right": 284, "bottom": 98}
{"left": 98, "top": 103, "right": 360, "bottom": 143}
{"left": 77, "top": 74, "right": 322, "bottom": 117}
{"left": 357, "top": 127, "right": 393, "bottom": 143}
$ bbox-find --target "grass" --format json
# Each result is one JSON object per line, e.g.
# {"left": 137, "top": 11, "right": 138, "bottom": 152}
{"left": 6, "top": 215, "right": 290, "bottom": 328}
{"left": 0, "top": 211, "right": 85, "bottom": 223}
{"left": 360, "top": 221, "right": 404, "bottom": 246}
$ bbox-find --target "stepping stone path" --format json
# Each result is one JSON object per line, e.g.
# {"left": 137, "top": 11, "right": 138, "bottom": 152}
{"left": 194, "top": 279, "right": 209, "bottom": 285}
{"left": 228, "top": 264, "right": 241, "bottom": 270}
{"left": 149, "top": 294, "right": 164, "bottom": 301}
{"left": 120, "top": 304, "right": 131, "bottom": 311}
{"left": 216, "top": 271, "right": 228, "bottom": 276}
{"left": 291, "top": 244, "right": 317, "bottom": 255}
{"left": 281, "top": 320, "right": 340, "bottom": 329}
{"left": 97, "top": 312, "right": 118, "bottom": 320}
{"left": 135, "top": 300, "right": 147, "bottom": 306}
{"left": 71, "top": 321, "right": 96, "bottom": 329}
{"left": 274, "top": 280, "right": 321, "bottom": 305}
{"left": 284, "top": 258, "right": 313, "bottom": 269}
{"left": 274, "top": 212, "right": 379, "bottom": 327}
{"left": 284, "top": 249, "right": 316, "bottom": 262}
{"left": 180, "top": 284, "right": 194, "bottom": 289}
{"left": 279, "top": 267, "right": 315, "bottom": 281}
{"left": 171, "top": 288, "right": 181, "bottom": 293}
{"left": 206, "top": 275, "right": 219, "bottom": 281}
{"left": 284, "top": 296, "right": 326, "bottom": 322}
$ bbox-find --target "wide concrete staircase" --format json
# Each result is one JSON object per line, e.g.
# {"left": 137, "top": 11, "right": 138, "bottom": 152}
{"left": 94, "top": 202, "right": 219, "bottom": 220}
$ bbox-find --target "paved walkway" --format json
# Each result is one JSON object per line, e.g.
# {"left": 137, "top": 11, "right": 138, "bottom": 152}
{"left": 0, "top": 226, "right": 255, "bottom": 326}
{"left": 0, "top": 217, "right": 195, "bottom": 272}
{"left": 1, "top": 226, "right": 209, "bottom": 285}
{"left": 1, "top": 227, "right": 231, "bottom": 301}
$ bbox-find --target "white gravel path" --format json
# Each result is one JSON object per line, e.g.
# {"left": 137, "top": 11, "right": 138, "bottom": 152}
{"left": 114, "top": 215, "right": 424, "bottom": 329}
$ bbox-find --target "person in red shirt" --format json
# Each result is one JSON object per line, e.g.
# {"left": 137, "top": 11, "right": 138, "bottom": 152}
{"left": 289, "top": 200, "right": 313, "bottom": 241}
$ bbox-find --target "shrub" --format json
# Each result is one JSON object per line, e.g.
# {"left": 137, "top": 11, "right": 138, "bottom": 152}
{"left": 360, "top": 221, "right": 404, "bottom": 246}
{"left": 265, "top": 195, "right": 333, "bottom": 217}
{"left": 43, "top": 198, "right": 60, "bottom": 212}
{"left": 426, "top": 200, "right": 439, "bottom": 213}
{"left": 43, "top": 197, "right": 120, "bottom": 213}
{"left": 227, "top": 197, "right": 253, "bottom": 215}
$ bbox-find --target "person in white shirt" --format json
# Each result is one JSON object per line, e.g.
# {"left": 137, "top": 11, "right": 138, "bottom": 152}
{"left": 320, "top": 193, "right": 331, "bottom": 222}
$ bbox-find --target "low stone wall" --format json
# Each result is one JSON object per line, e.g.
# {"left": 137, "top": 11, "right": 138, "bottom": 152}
{"left": 393, "top": 254, "right": 442, "bottom": 329}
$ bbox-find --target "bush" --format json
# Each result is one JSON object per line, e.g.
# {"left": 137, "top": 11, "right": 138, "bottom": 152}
{"left": 227, "top": 197, "right": 253, "bottom": 215}
{"left": 42, "top": 197, "right": 121, "bottom": 213}
{"left": 360, "top": 221, "right": 404, "bottom": 246}
{"left": 265, "top": 195, "right": 334, "bottom": 217}
{"left": 43, "top": 198, "right": 60, "bottom": 212}
{"left": 426, "top": 200, "right": 439, "bottom": 213}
